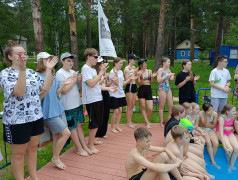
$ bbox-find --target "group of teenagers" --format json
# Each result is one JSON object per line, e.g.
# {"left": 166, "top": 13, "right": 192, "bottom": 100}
{"left": 1, "top": 38, "right": 238, "bottom": 180}
{"left": 126, "top": 55, "right": 238, "bottom": 179}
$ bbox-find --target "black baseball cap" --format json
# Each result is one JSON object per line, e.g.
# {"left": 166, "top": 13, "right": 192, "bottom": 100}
{"left": 138, "top": 59, "right": 147, "bottom": 66}
{"left": 128, "top": 54, "right": 139, "bottom": 60}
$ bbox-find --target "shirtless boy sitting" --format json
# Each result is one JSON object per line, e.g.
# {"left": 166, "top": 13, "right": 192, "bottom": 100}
{"left": 125, "top": 127, "right": 182, "bottom": 180}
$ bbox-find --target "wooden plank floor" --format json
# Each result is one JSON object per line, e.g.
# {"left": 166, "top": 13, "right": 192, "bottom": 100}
{"left": 31, "top": 123, "right": 165, "bottom": 180}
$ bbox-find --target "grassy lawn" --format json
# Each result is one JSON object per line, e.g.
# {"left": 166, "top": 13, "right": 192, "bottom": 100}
{"left": 0, "top": 60, "right": 237, "bottom": 179}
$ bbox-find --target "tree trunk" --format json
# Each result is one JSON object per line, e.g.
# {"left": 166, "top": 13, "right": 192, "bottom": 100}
{"left": 154, "top": 0, "right": 166, "bottom": 72}
{"left": 154, "top": 12, "right": 158, "bottom": 57}
{"left": 30, "top": 0, "right": 44, "bottom": 55}
{"left": 107, "top": 0, "right": 110, "bottom": 27}
{"left": 123, "top": 33, "right": 127, "bottom": 58}
{"left": 190, "top": 15, "right": 195, "bottom": 61}
{"left": 54, "top": 17, "right": 60, "bottom": 69}
{"left": 213, "top": 0, "right": 225, "bottom": 68}
{"left": 68, "top": 0, "right": 79, "bottom": 71}
{"left": 87, "top": 0, "right": 92, "bottom": 48}
{"left": 170, "top": 12, "right": 176, "bottom": 66}
{"left": 213, "top": 16, "right": 223, "bottom": 68}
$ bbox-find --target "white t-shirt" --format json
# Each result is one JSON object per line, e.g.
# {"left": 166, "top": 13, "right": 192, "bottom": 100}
{"left": 82, "top": 64, "right": 102, "bottom": 104}
{"left": 209, "top": 68, "right": 231, "bottom": 98}
{"left": 0, "top": 68, "right": 44, "bottom": 125}
{"left": 109, "top": 69, "right": 125, "bottom": 98}
{"left": 56, "top": 68, "right": 82, "bottom": 110}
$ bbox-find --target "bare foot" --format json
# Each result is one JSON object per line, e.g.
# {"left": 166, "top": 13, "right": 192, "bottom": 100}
{"left": 89, "top": 147, "right": 100, "bottom": 154}
{"left": 146, "top": 124, "right": 151, "bottom": 129}
{"left": 232, "top": 166, "right": 237, "bottom": 170}
{"left": 211, "top": 162, "right": 221, "bottom": 169}
{"left": 111, "top": 128, "right": 118, "bottom": 133}
{"left": 75, "top": 149, "right": 89, "bottom": 156}
{"left": 103, "top": 135, "right": 108, "bottom": 139}
{"left": 94, "top": 140, "right": 103, "bottom": 145}
{"left": 160, "top": 123, "right": 164, "bottom": 128}
{"left": 228, "top": 165, "right": 236, "bottom": 173}
{"left": 51, "top": 157, "right": 66, "bottom": 170}
{"left": 207, "top": 173, "right": 215, "bottom": 179}
{"left": 127, "top": 123, "right": 135, "bottom": 128}
{"left": 83, "top": 147, "right": 93, "bottom": 155}
{"left": 116, "top": 127, "right": 122, "bottom": 132}
{"left": 95, "top": 137, "right": 99, "bottom": 141}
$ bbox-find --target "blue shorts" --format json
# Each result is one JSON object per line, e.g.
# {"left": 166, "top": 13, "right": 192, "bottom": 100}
{"left": 44, "top": 112, "right": 67, "bottom": 135}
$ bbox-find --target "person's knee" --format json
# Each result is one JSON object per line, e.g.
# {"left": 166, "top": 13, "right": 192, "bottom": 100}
{"left": 206, "top": 140, "right": 212, "bottom": 146}
{"left": 113, "top": 109, "right": 119, "bottom": 115}
{"left": 53, "top": 133, "right": 60, "bottom": 139}
{"left": 62, "top": 128, "right": 71, "bottom": 137}
{"left": 147, "top": 107, "right": 153, "bottom": 113}
{"left": 212, "top": 140, "right": 219, "bottom": 147}
{"left": 159, "top": 104, "right": 165, "bottom": 109}
{"left": 233, "top": 145, "right": 238, "bottom": 152}
{"left": 27, "top": 144, "right": 38, "bottom": 152}
{"left": 140, "top": 105, "right": 146, "bottom": 110}
{"left": 12, "top": 150, "right": 25, "bottom": 159}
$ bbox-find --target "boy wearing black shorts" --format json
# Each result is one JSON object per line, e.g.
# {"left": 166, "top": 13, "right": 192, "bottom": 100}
{"left": 82, "top": 48, "right": 108, "bottom": 154}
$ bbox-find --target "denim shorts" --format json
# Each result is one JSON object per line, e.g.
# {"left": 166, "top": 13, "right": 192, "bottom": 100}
{"left": 44, "top": 112, "right": 67, "bottom": 135}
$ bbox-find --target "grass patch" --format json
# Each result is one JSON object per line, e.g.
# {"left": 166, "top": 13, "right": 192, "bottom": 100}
{"left": 0, "top": 60, "right": 237, "bottom": 179}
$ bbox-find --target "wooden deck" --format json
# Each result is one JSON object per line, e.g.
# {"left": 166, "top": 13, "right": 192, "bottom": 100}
{"left": 31, "top": 123, "right": 165, "bottom": 180}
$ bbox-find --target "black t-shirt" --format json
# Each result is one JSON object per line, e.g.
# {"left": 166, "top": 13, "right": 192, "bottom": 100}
{"left": 175, "top": 71, "right": 196, "bottom": 103}
{"left": 164, "top": 116, "right": 179, "bottom": 137}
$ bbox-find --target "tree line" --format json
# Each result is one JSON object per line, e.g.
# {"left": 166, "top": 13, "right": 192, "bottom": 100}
{"left": 0, "top": 0, "right": 237, "bottom": 70}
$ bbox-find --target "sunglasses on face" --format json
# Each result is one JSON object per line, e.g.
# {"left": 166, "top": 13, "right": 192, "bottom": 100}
{"left": 93, "top": 56, "right": 98, "bottom": 59}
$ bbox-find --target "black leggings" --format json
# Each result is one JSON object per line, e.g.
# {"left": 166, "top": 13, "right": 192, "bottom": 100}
{"left": 96, "top": 91, "right": 110, "bottom": 137}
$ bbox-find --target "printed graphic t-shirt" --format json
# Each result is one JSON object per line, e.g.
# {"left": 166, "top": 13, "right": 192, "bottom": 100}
{"left": 0, "top": 68, "right": 44, "bottom": 125}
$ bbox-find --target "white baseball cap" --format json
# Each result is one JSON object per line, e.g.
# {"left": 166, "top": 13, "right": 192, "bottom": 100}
{"left": 36, "top": 52, "right": 53, "bottom": 61}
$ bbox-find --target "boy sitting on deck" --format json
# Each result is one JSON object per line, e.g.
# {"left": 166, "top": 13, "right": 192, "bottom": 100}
{"left": 125, "top": 127, "right": 182, "bottom": 180}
